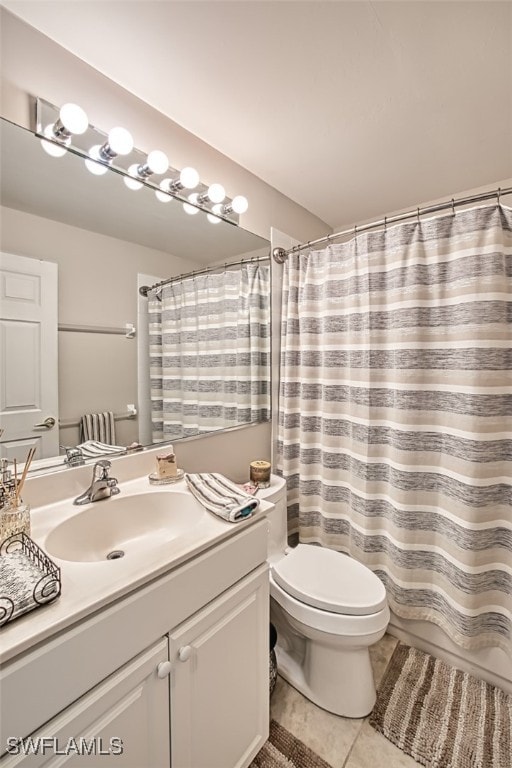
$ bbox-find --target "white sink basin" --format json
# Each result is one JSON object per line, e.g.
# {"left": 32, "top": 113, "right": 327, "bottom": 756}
{"left": 44, "top": 491, "right": 205, "bottom": 562}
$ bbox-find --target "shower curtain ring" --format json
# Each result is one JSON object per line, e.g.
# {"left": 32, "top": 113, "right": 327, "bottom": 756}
{"left": 497, "top": 187, "right": 502, "bottom": 207}
{"left": 384, "top": 216, "right": 387, "bottom": 230}
{"left": 451, "top": 198, "right": 455, "bottom": 215}
{"left": 417, "top": 207, "right": 421, "bottom": 223}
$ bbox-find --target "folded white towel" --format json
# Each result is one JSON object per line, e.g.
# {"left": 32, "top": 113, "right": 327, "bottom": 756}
{"left": 185, "top": 473, "right": 260, "bottom": 522}
{"left": 76, "top": 440, "right": 126, "bottom": 458}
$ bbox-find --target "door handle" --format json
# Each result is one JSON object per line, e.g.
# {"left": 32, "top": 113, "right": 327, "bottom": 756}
{"left": 33, "top": 417, "right": 56, "bottom": 429}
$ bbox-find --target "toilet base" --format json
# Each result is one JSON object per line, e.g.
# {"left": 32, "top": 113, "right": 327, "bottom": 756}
{"left": 271, "top": 599, "right": 383, "bottom": 718}
{"left": 275, "top": 642, "right": 377, "bottom": 719}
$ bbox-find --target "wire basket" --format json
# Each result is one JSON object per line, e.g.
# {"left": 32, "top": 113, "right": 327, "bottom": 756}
{"left": 0, "top": 532, "right": 61, "bottom": 627}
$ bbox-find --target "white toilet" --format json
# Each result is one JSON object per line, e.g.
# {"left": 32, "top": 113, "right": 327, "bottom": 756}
{"left": 258, "top": 475, "right": 390, "bottom": 718}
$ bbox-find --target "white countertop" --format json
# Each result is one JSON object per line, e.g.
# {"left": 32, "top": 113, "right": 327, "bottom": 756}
{"left": 0, "top": 474, "right": 271, "bottom": 664}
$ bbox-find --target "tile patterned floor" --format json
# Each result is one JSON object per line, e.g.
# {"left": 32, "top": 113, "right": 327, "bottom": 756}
{"left": 270, "top": 633, "right": 420, "bottom": 768}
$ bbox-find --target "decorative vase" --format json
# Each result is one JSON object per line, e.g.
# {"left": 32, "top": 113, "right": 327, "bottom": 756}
{"left": 0, "top": 502, "right": 31, "bottom": 543}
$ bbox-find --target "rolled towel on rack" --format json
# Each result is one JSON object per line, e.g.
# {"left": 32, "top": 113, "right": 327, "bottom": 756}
{"left": 185, "top": 473, "right": 260, "bottom": 522}
{"left": 79, "top": 411, "right": 116, "bottom": 444}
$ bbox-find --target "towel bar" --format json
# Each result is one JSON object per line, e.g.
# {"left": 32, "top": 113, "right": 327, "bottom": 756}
{"left": 58, "top": 323, "right": 136, "bottom": 338}
{"left": 59, "top": 411, "right": 137, "bottom": 429}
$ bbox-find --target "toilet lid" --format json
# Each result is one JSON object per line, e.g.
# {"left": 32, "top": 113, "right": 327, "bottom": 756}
{"left": 272, "top": 544, "right": 387, "bottom": 615}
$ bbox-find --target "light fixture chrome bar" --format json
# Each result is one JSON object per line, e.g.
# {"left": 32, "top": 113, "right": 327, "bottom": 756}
{"left": 272, "top": 186, "right": 512, "bottom": 263}
{"left": 34, "top": 98, "right": 247, "bottom": 224}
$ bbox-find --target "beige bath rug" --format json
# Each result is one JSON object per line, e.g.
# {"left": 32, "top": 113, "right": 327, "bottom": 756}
{"left": 370, "top": 642, "right": 512, "bottom": 768}
{"left": 250, "top": 720, "right": 332, "bottom": 768}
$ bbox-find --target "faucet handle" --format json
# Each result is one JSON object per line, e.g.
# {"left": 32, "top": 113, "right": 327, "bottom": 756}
{"left": 95, "top": 460, "right": 119, "bottom": 493}
{"left": 107, "top": 477, "right": 120, "bottom": 495}
{"left": 94, "top": 459, "right": 112, "bottom": 480}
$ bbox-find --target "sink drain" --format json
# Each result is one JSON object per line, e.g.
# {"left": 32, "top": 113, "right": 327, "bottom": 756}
{"left": 106, "top": 550, "right": 125, "bottom": 560}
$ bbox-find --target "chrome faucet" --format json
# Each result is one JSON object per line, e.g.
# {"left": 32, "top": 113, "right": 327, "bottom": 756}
{"left": 64, "top": 446, "right": 85, "bottom": 468}
{"left": 74, "top": 460, "right": 120, "bottom": 505}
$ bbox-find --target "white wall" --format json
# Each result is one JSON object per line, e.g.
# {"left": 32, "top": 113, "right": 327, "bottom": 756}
{"left": 332, "top": 178, "right": 512, "bottom": 234}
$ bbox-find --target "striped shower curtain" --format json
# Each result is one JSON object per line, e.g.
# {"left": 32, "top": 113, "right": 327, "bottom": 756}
{"left": 149, "top": 263, "right": 270, "bottom": 441}
{"left": 277, "top": 204, "right": 512, "bottom": 651}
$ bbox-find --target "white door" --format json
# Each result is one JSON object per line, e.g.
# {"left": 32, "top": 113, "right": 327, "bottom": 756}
{"left": 0, "top": 252, "right": 59, "bottom": 461}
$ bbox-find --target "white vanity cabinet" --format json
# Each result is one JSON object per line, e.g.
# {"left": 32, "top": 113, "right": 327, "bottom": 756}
{"left": 0, "top": 517, "right": 269, "bottom": 768}
{"left": 1, "top": 640, "right": 171, "bottom": 768}
{"left": 169, "top": 567, "right": 269, "bottom": 768}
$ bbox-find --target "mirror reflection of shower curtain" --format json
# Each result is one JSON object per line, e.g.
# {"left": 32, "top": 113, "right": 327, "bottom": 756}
{"left": 148, "top": 263, "right": 271, "bottom": 441}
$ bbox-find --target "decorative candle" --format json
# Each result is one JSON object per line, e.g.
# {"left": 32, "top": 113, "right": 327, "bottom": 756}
{"left": 249, "top": 460, "right": 271, "bottom": 488}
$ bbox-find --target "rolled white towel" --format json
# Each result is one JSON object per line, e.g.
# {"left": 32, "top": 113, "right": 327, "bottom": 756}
{"left": 185, "top": 473, "right": 260, "bottom": 522}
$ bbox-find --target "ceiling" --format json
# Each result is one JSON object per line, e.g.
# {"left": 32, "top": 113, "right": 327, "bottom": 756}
{"left": 2, "top": 0, "right": 511, "bottom": 229}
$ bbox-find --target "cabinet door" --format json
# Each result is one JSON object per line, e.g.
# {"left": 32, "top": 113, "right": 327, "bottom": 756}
{"left": 1, "top": 640, "right": 170, "bottom": 768}
{"left": 169, "top": 565, "right": 269, "bottom": 768}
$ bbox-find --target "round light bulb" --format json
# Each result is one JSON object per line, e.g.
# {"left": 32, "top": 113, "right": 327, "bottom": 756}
{"left": 183, "top": 192, "right": 200, "bottom": 215}
{"left": 124, "top": 164, "right": 143, "bottom": 190}
{"left": 85, "top": 145, "right": 109, "bottom": 175}
{"left": 40, "top": 136, "right": 67, "bottom": 158}
{"left": 180, "top": 166, "right": 200, "bottom": 189}
{"left": 147, "top": 150, "right": 169, "bottom": 175}
{"left": 59, "top": 103, "right": 88, "bottom": 135}
{"left": 207, "top": 204, "right": 222, "bottom": 224}
{"left": 231, "top": 195, "right": 249, "bottom": 214}
{"left": 107, "top": 126, "right": 133, "bottom": 156}
{"left": 155, "top": 179, "right": 173, "bottom": 203}
{"left": 207, "top": 183, "right": 225, "bottom": 203}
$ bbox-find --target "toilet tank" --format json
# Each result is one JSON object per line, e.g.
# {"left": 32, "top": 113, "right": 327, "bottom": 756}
{"left": 256, "top": 474, "right": 287, "bottom": 561}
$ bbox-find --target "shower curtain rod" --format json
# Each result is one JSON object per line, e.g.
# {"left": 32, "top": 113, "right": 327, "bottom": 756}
{"left": 272, "top": 185, "right": 512, "bottom": 263}
{"left": 139, "top": 252, "right": 270, "bottom": 296}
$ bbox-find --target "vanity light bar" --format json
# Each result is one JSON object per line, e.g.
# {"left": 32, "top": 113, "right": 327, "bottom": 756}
{"left": 35, "top": 98, "right": 248, "bottom": 224}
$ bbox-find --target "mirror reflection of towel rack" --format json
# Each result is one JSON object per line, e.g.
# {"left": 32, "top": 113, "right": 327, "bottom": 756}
{"left": 59, "top": 410, "right": 137, "bottom": 429}
{"left": 58, "top": 323, "right": 136, "bottom": 338}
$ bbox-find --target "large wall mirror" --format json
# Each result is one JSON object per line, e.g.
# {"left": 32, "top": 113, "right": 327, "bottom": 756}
{"left": 0, "top": 118, "right": 271, "bottom": 475}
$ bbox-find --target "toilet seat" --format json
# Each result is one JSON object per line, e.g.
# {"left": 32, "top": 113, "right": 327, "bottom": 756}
{"left": 271, "top": 544, "right": 387, "bottom": 616}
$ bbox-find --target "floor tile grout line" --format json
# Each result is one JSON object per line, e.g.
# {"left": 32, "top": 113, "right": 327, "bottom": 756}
{"left": 340, "top": 716, "right": 367, "bottom": 768}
